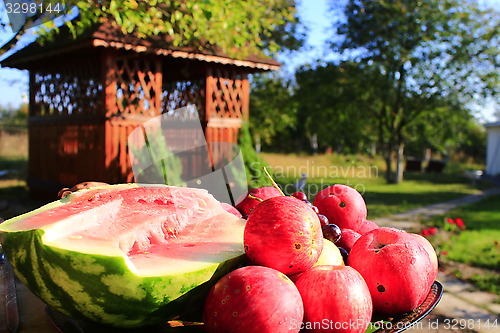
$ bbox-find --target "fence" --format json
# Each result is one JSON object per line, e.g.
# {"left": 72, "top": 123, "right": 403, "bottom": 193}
{"left": 0, "top": 127, "right": 28, "bottom": 159}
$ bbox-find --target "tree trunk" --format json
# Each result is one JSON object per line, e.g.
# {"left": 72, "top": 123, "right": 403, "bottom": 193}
{"left": 395, "top": 142, "right": 405, "bottom": 184}
{"left": 385, "top": 152, "right": 393, "bottom": 183}
{"left": 370, "top": 142, "right": 377, "bottom": 156}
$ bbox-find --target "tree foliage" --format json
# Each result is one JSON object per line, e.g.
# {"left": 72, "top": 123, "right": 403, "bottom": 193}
{"left": 0, "top": 0, "right": 304, "bottom": 57}
{"left": 249, "top": 73, "right": 297, "bottom": 151}
{"left": 294, "top": 61, "right": 378, "bottom": 154}
{"left": 238, "top": 121, "right": 272, "bottom": 188}
{"left": 0, "top": 103, "right": 28, "bottom": 127}
{"left": 329, "top": 0, "right": 499, "bottom": 183}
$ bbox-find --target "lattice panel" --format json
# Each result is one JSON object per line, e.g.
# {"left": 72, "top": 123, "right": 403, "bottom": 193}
{"left": 161, "top": 79, "right": 206, "bottom": 119}
{"left": 207, "top": 69, "right": 247, "bottom": 120}
{"left": 33, "top": 64, "right": 103, "bottom": 116}
{"left": 110, "top": 55, "right": 161, "bottom": 117}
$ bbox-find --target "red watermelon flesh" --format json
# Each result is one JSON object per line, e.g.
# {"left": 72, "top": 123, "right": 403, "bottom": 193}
{"left": 9, "top": 185, "right": 244, "bottom": 277}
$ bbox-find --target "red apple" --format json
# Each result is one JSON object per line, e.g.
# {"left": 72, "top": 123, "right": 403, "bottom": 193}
{"left": 235, "top": 186, "right": 282, "bottom": 216}
{"left": 288, "top": 239, "right": 344, "bottom": 282}
{"left": 410, "top": 233, "right": 439, "bottom": 278}
{"left": 357, "top": 219, "right": 379, "bottom": 235}
{"left": 348, "top": 227, "right": 437, "bottom": 314}
{"left": 295, "top": 265, "right": 373, "bottom": 333}
{"left": 244, "top": 196, "right": 324, "bottom": 275}
{"left": 204, "top": 266, "right": 304, "bottom": 333}
{"left": 336, "top": 228, "right": 361, "bottom": 252}
{"left": 313, "top": 184, "right": 367, "bottom": 231}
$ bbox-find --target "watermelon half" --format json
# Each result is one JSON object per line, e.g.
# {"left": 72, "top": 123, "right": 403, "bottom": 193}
{"left": 0, "top": 184, "right": 246, "bottom": 328}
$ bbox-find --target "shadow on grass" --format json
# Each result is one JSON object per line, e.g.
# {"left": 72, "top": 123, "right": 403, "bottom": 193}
{"left": 0, "top": 156, "right": 28, "bottom": 171}
{"left": 0, "top": 182, "right": 44, "bottom": 220}
{"left": 425, "top": 194, "right": 500, "bottom": 231}
{"left": 276, "top": 173, "right": 482, "bottom": 218}
{"left": 404, "top": 172, "right": 492, "bottom": 189}
{"left": 0, "top": 156, "right": 47, "bottom": 220}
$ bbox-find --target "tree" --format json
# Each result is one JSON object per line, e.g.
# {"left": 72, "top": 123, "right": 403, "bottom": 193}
{"left": 0, "top": 103, "right": 28, "bottom": 127}
{"left": 329, "top": 0, "right": 499, "bottom": 183}
{"left": 404, "top": 98, "right": 480, "bottom": 158}
{"left": 249, "top": 73, "right": 297, "bottom": 152}
{"left": 294, "top": 61, "right": 377, "bottom": 154}
{"left": 1, "top": 0, "right": 304, "bottom": 57}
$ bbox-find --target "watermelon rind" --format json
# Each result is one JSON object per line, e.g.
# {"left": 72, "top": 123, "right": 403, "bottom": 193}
{"left": 0, "top": 184, "right": 246, "bottom": 328}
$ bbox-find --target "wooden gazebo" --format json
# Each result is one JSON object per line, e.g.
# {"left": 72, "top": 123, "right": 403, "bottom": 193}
{"left": 1, "top": 22, "right": 279, "bottom": 198}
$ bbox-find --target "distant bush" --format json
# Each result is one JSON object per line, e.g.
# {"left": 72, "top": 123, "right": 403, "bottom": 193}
{"left": 238, "top": 122, "right": 272, "bottom": 188}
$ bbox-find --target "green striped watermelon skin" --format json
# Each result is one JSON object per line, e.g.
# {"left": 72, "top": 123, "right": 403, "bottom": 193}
{"left": 3, "top": 229, "right": 244, "bottom": 327}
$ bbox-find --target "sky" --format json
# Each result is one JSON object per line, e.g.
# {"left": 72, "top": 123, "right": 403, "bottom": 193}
{"left": 0, "top": 0, "right": 498, "bottom": 121}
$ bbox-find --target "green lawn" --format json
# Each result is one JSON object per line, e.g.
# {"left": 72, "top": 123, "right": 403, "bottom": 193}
{"left": 422, "top": 194, "right": 500, "bottom": 294}
{"left": 262, "top": 152, "right": 488, "bottom": 218}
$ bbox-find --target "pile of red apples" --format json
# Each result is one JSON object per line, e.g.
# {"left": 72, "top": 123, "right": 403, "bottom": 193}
{"left": 203, "top": 184, "right": 439, "bottom": 333}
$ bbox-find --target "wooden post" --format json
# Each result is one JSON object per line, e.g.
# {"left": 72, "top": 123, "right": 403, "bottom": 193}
{"left": 241, "top": 74, "right": 250, "bottom": 121}
{"left": 102, "top": 49, "right": 118, "bottom": 181}
{"left": 154, "top": 57, "right": 163, "bottom": 116}
{"left": 205, "top": 68, "right": 214, "bottom": 122}
{"left": 103, "top": 49, "right": 118, "bottom": 118}
{"left": 28, "top": 71, "right": 39, "bottom": 117}
{"left": 205, "top": 68, "right": 215, "bottom": 168}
